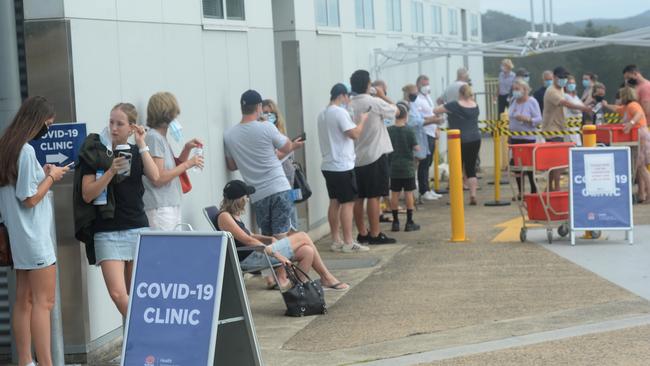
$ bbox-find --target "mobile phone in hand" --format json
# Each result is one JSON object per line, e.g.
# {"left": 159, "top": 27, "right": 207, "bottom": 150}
{"left": 293, "top": 132, "right": 306, "bottom": 142}
{"left": 63, "top": 161, "right": 75, "bottom": 168}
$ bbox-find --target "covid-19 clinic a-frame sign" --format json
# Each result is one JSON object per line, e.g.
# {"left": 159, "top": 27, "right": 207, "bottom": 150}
{"left": 121, "top": 232, "right": 263, "bottom": 366}
{"left": 569, "top": 147, "right": 634, "bottom": 245}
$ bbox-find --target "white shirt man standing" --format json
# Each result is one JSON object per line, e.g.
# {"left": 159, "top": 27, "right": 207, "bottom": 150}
{"left": 318, "top": 83, "right": 370, "bottom": 253}
{"left": 414, "top": 75, "right": 443, "bottom": 200}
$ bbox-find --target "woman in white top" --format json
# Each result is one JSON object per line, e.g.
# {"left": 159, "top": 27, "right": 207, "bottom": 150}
{"left": 142, "top": 92, "right": 204, "bottom": 230}
{"left": 564, "top": 75, "right": 584, "bottom": 145}
{"left": 0, "top": 96, "right": 70, "bottom": 366}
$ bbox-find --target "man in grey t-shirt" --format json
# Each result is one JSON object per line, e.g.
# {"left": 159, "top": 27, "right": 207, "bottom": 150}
{"left": 224, "top": 90, "right": 304, "bottom": 237}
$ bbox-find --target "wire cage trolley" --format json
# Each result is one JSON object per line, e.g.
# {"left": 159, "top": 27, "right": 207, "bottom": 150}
{"left": 509, "top": 142, "right": 575, "bottom": 243}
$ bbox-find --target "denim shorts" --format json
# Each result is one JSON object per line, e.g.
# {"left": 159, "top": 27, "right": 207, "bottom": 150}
{"left": 93, "top": 227, "right": 148, "bottom": 265}
{"left": 252, "top": 190, "right": 293, "bottom": 236}
{"left": 239, "top": 237, "right": 294, "bottom": 271}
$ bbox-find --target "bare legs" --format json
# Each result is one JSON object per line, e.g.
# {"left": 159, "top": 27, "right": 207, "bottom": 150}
{"left": 281, "top": 232, "right": 348, "bottom": 289}
{"left": 101, "top": 260, "right": 133, "bottom": 317}
{"left": 354, "top": 197, "right": 381, "bottom": 237}
{"left": 328, "top": 199, "right": 355, "bottom": 244}
{"left": 14, "top": 266, "right": 56, "bottom": 366}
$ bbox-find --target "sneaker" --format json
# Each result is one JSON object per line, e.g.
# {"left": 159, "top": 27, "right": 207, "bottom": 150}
{"left": 368, "top": 232, "right": 397, "bottom": 245}
{"left": 391, "top": 220, "right": 400, "bottom": 232}
{"left": 330, "top": 242, "right": 344, "bottom": 252}
{"left": 429, "top": 190, "right": 443, "bottom": 198}
{"left": 341, "top": 242, "right": 370, "bottom": 253}
{"left": 421, "top": 191, "right": 439, "bottom": 201}
{"left": 356, "top": 233, "right": 370, "bottom": 243}
{"left": 404, "top": 221, "right": 421, "bottom": 232}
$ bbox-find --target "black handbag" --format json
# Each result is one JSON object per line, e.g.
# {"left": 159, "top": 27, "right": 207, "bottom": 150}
{"left": 292, "top": 162, "right": 312, "bottom": 203}
{"left": 282, "top": 264, "right": 326, "bottom": 317}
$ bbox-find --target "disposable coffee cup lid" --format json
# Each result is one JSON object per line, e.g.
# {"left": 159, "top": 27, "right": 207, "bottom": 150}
{"left": 115, "top": 144, "right": 130, "bottom": 150}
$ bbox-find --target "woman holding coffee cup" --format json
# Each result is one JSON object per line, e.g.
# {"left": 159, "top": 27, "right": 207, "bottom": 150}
{"left": 142, "top": 92, "right": 204, "bottom": 231}
{"left": 78, "top": 103, "right": 159, "bottom": 317}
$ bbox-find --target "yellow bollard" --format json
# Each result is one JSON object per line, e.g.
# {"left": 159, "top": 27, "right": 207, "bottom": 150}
{"left": 485, "top": 115, "right": 511, "bottom": 206}
{"left": 448, "top": 129, "right": 466, "bottom": 242}
{"left": 582, "top": 124, "right": 597, "bottom": 239}
{"left": 583, "top": 125, "right": 597, "bottom": 147}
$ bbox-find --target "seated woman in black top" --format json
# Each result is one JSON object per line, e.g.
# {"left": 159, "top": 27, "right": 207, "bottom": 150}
{"left": 215, "top": 180, "right": 348, "bottom": 291}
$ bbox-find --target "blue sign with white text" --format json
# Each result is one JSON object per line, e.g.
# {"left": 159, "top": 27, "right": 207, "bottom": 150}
{"left": 29, "top": 122, "right": 86, "bottom": 167}
{"left": 570, "top": 147, "right": 632, "bottom": 229}
{"left": 122, "top": 234, "right": 226, "bottom": 366}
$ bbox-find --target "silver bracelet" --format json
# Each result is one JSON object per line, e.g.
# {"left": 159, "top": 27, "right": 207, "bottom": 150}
{"left": 139, "top": 146, "right": 150, "bottom": 154}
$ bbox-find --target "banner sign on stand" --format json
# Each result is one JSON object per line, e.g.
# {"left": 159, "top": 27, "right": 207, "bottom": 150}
{"left": 29, "top": 122, "right": 86, "bottom": 167}
{"left": 569, "top": 147, "right": 633, "bottom": 244}
{"left": 121, "top": 232, "right": 262, "bottom": 366}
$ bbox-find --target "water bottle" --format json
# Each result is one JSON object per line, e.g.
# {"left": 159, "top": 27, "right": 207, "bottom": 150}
{"left": 191, "top": 146, "right": 204, "bottom": 173}
{"left": 93, "top": 170, "right": 107, "bottom": 205}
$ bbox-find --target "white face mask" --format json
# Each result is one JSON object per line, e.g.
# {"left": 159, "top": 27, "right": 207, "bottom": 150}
{"left": 99, "top": 126, "right": 113, "bottom": 153}
{"left": 419, "top": 85, "right": 431, "bottom": 95}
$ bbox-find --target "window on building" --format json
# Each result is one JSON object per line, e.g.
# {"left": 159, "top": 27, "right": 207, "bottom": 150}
{"left": 448, "top": 8, "right": 458, "bottom": 35}
{"left": 202, "top": 0, "right": 246, "bottom": 20}
{"left": 386, "top": 0, "right": 402, "bottom": 32}
{"left": 315, "top": 0, "right": 340, "bottom": 27}
{"left": 431, "top": 5, "right": 442, "bottom": 34}
{"left": 411, "top": 1, "right": 423, "bottom": 33}
{"left": 470, "top": 13, "right": 479, "bottom": 37}
{"left": 355, "top": 0, "right": 375, "bottom": 29}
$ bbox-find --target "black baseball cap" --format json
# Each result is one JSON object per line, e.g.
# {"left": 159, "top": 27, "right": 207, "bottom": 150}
{"left": 553, "top": 66, "right": 570, "bottom": 78}
{"left": 223, "top": 180, "right": 255, "bottom": 199}
{"left": 330, "top": 83, "right": 349, "bottom": 100}
{"left": 240, "top": 89, "right": 263, "bottom": 107}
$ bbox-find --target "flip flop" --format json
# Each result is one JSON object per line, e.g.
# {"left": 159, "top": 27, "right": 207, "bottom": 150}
{"left": 266, "top": 283, "right": 280, "bottom": 290}
{"left": 322, "top": 282, "right": 349, "bottom": 291}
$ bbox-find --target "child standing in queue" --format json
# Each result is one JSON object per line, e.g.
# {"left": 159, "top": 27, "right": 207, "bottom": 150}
{"left": 388, "top": 102, "right": 421, "bottom": 232}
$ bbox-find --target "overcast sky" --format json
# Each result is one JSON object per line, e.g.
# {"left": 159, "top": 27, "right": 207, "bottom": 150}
{"left": 480, "top": 0, "right": 650, "bottom": 24}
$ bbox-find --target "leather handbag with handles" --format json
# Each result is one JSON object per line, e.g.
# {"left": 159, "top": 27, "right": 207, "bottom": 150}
{"left": 281, "top": 264, "right": 326, "bottom": 317}
{"left": 0, "top": 223, "right": 13, "bottom": 267}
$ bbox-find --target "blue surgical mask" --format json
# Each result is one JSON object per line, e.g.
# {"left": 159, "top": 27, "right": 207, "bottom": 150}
{"left": 267, "top": 113, "right": 277, "bottom": 125}
{"left": 523, "top": 76, "right": 530, "bottom": 84}
{"left": 340, "top": 103, "right": 347, "bottom": 110}
{"left": 544, "top": 79, "right": 553, "bottom": 88}
{"left": 512, "top": 90, "right": 523, "bottom": 99}
{"left": 567, "top": 83, "right": 576, "bottom": 92}
{"left": 557, "top": 78, "right": 568, "bottom": 88}
{"left": 168, "top": 119, "right": 183, "bottom": 142}
{"left": 582, "top": 79, "right": 591, "bottom": 89}
{"left": 99, "top": 127, "right": 113, "bottom": 154}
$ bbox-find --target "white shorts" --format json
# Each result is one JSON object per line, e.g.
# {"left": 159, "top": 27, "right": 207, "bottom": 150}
{"left": 146, "top": 205, "right": 182, "bottom": 231}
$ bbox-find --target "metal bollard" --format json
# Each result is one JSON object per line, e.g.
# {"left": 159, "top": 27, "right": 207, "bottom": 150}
{"left": 448, "top": 129, "right": 466, "bottom": 242}
{"left": 485, "top": 116, "right": 511, "bottom": 207}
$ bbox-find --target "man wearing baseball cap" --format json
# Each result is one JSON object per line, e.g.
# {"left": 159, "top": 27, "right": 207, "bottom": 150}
{"left": 224, "top": 89, "right": 304, "bottom": 238}
{"left": 317, "top": 83, "right": 370, "bottom": 253}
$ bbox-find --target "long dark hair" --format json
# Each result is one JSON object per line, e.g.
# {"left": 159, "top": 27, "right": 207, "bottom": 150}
{"left": 0, "top": 96, "right": 55, "bottom": 186}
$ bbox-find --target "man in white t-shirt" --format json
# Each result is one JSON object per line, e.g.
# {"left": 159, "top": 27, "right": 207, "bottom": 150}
{"left": 224, "top": 89, "right": 304, "bottom": 238}
{"left": 348, "top": 69, "right": 398, "bottom": 245}
{"left": 318, "top": 83, "right": 370, "bottom": 253}
{"left": 414, "top": 74, "right": 444, "bottom": 200}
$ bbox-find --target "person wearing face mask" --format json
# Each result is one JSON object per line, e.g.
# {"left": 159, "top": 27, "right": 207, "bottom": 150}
{"left": 581, "top": 72, "right": 598, "bottom": 105}
{"left": 224, "top": 90, "right": 304, "bottom": 243}
{"left": 543, "top": 67, "right": 592, "bottom": 191}
{"left": 262, "top": 99, "right": 300, "bottom": 232}
{"left": 142, "top": 92, "right": 204, "bottom": 231}
{"left": 602, "top": 86, "right": 650, "bottom": 203}
{"left": 563, "top": 75, "right": 585, "bottom": 146}
{"left": 533, "top": 70, "right": 553, "bottom": 114}
{"left": 498, "top": 59, "right": 516, "bottom": 115}
{"left": 414, "top": 74, "right": 444, "bottom": 201}
{"left": 76, "top": 103, "right": 160, "bottom": 317}
{"left": 0, "top": 97, "right": 70, "bottom": 366}
{"left": 623, "top": 65, "right": 650, "bottom": 120}
{"left": 587, "top": 82, "right": 607, "bottom": 125}
{"left": 508, "top": 79, "right": 541, "bottom": 198}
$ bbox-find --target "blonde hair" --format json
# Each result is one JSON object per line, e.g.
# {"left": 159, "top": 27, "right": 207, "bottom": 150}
{"left": 513, "top": 78, "right": 530, "bottom": 93}
{"left": 219, "top": 196, "right": 247, "bottom": 216}
{"left": 501, "top": 58, "right": 514, "bottom": 69}
{"left": 147, "top": 92, "right": 180, "bottom": 128}
{"left": 262, "top": 99, "right": 287, "bottom": 135}
{"left": 459, "top": 84, "right": 474, "bottom": 99}
{"left": 401, "top": 83, "right": 417, "bottom": 100}
{"left": 619, "top": 86, "right": 638, "bottom": 105}
{"left": 112, "top": 103, "right": 138, "bottom": 124}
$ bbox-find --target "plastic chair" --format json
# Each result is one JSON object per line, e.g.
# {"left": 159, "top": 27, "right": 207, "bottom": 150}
{"left": 202, "top": 206, "right": 282, "bottom": 285}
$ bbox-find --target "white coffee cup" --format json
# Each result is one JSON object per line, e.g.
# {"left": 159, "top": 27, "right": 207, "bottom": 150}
{"left": 114, "top": 144, "right": 132, "bottom": 176}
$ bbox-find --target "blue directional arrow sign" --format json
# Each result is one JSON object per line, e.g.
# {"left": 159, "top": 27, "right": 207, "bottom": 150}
{"left": 29, "top": 122, "right": 87, "bottom": 167}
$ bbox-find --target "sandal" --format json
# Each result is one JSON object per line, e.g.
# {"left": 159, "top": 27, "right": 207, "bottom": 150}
{"left": 322, "top": 282, "right": 349, "bottom": 291}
